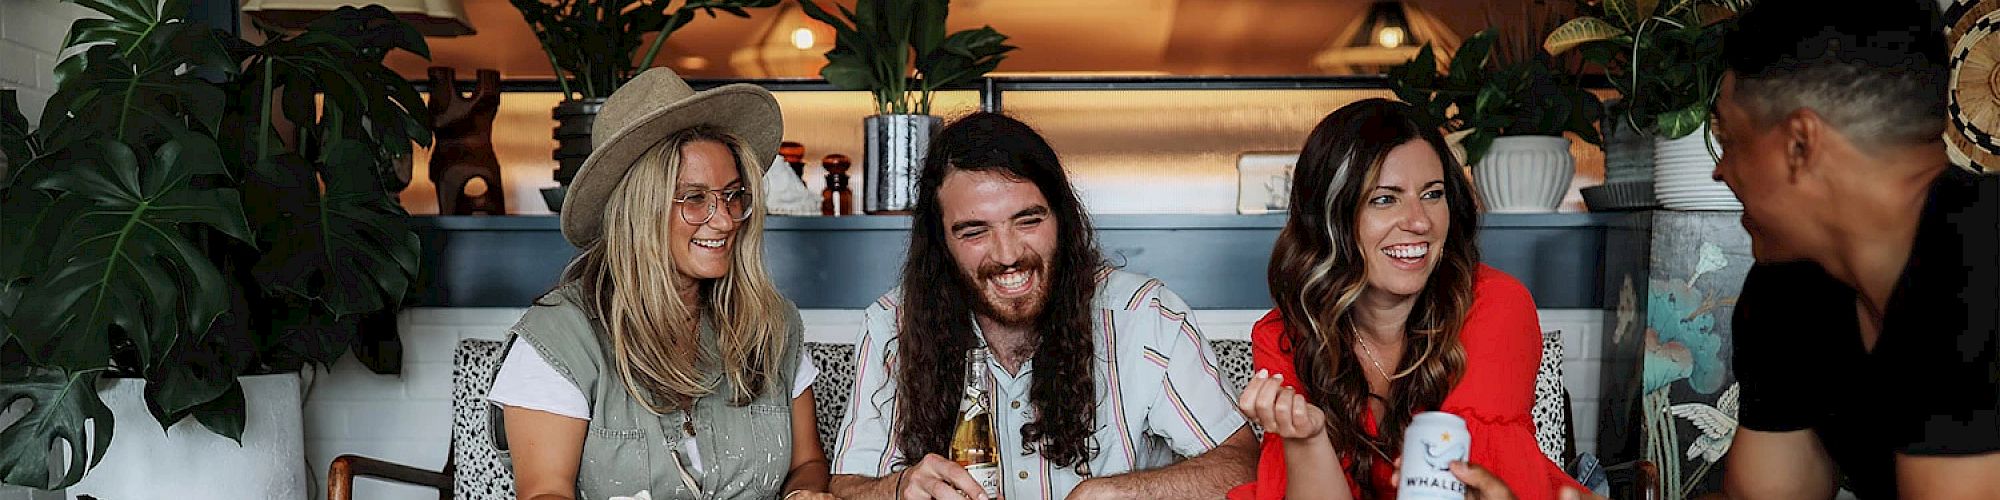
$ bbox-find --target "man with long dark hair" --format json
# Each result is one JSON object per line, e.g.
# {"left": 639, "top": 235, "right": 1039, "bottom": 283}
{"left": 1714, "top": 0, "right": 2000, "bottom": 498}
{"left": 827, "top": 112, "right": 1257, "bottom": 500}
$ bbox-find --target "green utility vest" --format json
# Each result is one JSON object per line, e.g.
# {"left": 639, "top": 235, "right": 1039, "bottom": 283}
{"left": 505, "top": 283, "right": 803, "bottom": 500}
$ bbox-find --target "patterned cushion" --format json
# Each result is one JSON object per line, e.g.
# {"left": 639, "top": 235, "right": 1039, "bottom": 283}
{"left": 1209, "top": 339, "right": 1255, "bottom": 394}
{"left": 807, "top": 342, "right": 857, "bottom": 457}
{"left": 1532, "top": 331, "right": 1569, "bottom": 466}
{"left": 451, "top": 338, "right": 516, "bottom": 500}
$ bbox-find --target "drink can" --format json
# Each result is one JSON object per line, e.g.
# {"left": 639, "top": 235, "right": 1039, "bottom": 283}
{"left": 1397, "top": 411, "right": 1471, "bottom": 500}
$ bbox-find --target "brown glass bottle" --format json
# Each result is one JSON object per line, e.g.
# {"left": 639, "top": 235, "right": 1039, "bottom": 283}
{"left": 821, "top": 153, "right": 853, "bottom": 216}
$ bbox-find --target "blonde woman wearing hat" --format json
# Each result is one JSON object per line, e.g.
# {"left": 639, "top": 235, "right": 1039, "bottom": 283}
{"left": 488, "top": 68, "right": 837, "bottom": 500}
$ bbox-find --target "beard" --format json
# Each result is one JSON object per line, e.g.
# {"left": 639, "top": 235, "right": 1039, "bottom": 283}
{"left": 963, "top": 251, "right": 1050, "bottom": 329}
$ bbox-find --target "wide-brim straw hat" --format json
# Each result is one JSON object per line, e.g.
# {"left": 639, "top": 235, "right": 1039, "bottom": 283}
{"left": 559, "top": 67, "right": 782, "bottom": 247}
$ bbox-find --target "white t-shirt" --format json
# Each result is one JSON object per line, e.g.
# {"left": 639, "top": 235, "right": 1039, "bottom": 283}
{"left": 489, "top": 340, "right": 819, "bottom": 473}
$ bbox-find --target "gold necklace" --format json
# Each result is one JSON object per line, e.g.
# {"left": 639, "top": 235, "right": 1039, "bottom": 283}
{"left": 1355, "top": 336, "right": 1391, "bottom": 381}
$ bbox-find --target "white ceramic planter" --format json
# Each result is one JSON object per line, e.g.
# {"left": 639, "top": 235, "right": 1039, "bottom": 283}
{"left": 68, "top": 374, "right": 308, "bottom": 500}
{"left": 1473, "top": 136, "right": 1575, "bottom": 213}
{"left": 1651, "top": 124, "right": 1742, "bottom": 211}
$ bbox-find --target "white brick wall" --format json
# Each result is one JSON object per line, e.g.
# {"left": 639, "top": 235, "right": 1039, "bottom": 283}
{"left": 0, "top": 0, "right": 95, "bottom": 121}
{"left": 301, "top": 307, "right": 1606, "bottom": 500}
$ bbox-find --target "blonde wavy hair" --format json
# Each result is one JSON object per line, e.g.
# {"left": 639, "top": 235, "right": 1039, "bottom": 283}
{"left": 560, "top": 126, "right": 790, "bottom": 413}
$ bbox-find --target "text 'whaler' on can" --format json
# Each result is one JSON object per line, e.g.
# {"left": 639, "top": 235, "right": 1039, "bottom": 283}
{"left": 1396, "top": 411, "right": 1470, "bottom": 500}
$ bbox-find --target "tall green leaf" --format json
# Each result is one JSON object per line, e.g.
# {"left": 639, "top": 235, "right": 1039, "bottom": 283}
{"left": 303, "top": 5, "right": 431, "bottom": 60}
{"left": 0, "top": 366, "right": 112, "bottom": 490}
{"left": 188, "top": 381, "right": 246, "bottom": 440}
{"left": 0, "top": 188, "right": 73, "bottom": 347}
{"left": 142, "top": 361, "right": 235, "bottom": 432}
{"left": 1544, "top": 17, "right": 1625, "bottom": 56}
{"left": 1656, "top": 104, "right": 1709, "bottom": 139}
{"left": 42, "top": 28, "right": 229, "bottom": 151}
{"left": 0, "top": 91, "right": 35, "bottom": 185}
{"left": 251, "top": 140, "right": 418, "bottom": 318}
{"left": 54, "top": 0, "right": 227, "bottom": 87}
{"left": 8, "top": 135, "right": 249, "bottom": 370}
{"left": 910, "top": 0, "right": 947, "bottom": 58}
{"left": 917, "top": 27, "right": 1013, "bottom": 94}
{"left": 1604, "top": 0, "right": 1654, "bottom": 30}
{"left": 1446, "top": 31, "right": 1497, "bottom": 86}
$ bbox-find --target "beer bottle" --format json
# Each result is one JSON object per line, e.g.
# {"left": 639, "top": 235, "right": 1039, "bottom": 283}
{"left": 950, "top": 348, "right": 1001, "bottom": 498}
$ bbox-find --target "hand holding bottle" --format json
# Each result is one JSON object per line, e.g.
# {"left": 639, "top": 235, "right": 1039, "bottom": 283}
{"left": 898, "top": 453, "right": 993, "bottom": 500}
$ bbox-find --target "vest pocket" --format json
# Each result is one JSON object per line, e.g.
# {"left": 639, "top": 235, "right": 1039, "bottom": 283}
{"left": 694, "top": 403, "right": 793, "bottom": 495}
{"left": 743, "top": 403, "right": 794, "bottom": 441}
{"left": 580, "top": 423, "right": 654, "bottom": 498}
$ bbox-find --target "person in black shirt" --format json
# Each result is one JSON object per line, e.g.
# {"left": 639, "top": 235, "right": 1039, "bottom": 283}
{"left": 1712, "top": 0, "right": 2000, "bottom": 498}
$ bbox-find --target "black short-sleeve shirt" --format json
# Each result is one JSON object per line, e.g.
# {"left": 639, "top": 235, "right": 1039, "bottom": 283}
{"left": 1732, "top": 167, "right": 2000, "bottom": 499}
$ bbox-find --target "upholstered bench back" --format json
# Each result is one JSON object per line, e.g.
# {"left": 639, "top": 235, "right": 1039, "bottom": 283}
{"left": 443, "top": 335, "right": 1568, "bottom": 499}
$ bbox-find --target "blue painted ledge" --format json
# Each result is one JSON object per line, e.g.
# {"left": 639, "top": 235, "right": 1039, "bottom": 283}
{"left": 411, "top": 213, "right": 1646, "bottom": 310}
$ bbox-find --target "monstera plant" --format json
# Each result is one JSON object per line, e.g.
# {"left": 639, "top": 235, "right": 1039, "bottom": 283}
{"left": 0, "top": 0, "right": 431, "bottom": 489}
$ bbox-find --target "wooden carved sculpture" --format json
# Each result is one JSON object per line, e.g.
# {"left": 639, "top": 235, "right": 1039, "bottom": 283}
{"left": 429, "top": 67, "right": 506, "bottom": 214}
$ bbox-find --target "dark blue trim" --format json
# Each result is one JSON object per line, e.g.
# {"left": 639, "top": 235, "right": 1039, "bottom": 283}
{"left": 411, "top": 213, "right": 1641, "bottom": 310}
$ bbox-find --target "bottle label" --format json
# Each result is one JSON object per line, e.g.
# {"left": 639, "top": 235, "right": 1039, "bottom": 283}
{"left": 964, "top": 462, "right": 1000, "bottom": 498}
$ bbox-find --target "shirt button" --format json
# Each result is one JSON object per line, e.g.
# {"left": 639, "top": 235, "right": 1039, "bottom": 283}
{"left": 1010, "top": 401, "right": 1021, "bottom": 409}
{"left": 1017, "top": 471, "right": 1029, "bottom": 479}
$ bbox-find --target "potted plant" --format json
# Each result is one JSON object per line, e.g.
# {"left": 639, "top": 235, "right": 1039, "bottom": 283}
{"left": 1545, "top": 0, "right": 1750, "bottom": 210}
{"left": 0, "top": 2, "right": 431, "bottom": 497}
{"left": 1389, "top": 27, "right": 1605, "bottom": 213}
{"left": 798, "top": 0, "right": 1014, "bottom": 213}
{"left": 510, "top": 0, "right": 779, "bottom": 211}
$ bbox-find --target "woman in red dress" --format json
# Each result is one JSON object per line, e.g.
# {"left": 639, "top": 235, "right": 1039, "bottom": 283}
{"left": 1228, "top": 99, "right": 1586, "bottom": 500}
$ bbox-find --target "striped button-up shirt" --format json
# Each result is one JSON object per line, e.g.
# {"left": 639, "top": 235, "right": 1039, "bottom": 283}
{"left": 830, "top": 269, "right": 1248, "bottom": 500}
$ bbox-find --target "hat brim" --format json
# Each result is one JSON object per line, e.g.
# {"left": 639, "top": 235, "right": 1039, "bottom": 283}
{"left": 560, "top": 83, "right": 783, "bottom": 247}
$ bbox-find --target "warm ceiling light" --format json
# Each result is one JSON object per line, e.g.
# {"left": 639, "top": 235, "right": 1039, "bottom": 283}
{"left": 679, "top": 56, "right": 710, "bottom": 70}
{"left": 1313, "top": 0, "right": 1456, "bottom": 75}
{"left": 1376, "top": 25, "right": 1406, "bottom": 48}
{"left": 790, "top": 27, "right": 815, "bottom": 50}
{"left": 1353, "top": 1, "right": 1414, "bottom": 50}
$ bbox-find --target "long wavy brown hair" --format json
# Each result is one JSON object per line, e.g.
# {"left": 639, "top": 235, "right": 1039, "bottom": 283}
{"left": 1269, "top": 99, "right": 1479, "bottom": 494}
{"left": 890, "top": 112, "right": 1105, "bottom": 470}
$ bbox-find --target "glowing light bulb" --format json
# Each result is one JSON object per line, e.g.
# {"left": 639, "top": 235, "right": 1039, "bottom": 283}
{"left": 1376, "top": 26, "right": 1406, "bottom": 48}
{"left": 791, "top": 27, "right": 815, "bottom": 50}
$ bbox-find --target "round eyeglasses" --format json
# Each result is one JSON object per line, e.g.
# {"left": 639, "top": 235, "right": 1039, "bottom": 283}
{"left": 672, "top": 187, "right": 754, "bottom": 225}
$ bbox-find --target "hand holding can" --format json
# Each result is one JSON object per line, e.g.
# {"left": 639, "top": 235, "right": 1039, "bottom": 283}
{"left": 1396, "top": 412, "right": 1470, "bottom": 500}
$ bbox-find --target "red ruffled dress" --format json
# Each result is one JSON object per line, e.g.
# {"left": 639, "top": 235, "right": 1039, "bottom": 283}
{"left": 1227, "top": 265, "right": 1585, "bottom": 500}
